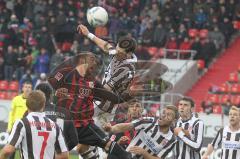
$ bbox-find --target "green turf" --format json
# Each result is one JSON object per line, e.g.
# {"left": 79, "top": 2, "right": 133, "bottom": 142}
{"left": 0, "top": 150, "right": 79, "bottom": 159}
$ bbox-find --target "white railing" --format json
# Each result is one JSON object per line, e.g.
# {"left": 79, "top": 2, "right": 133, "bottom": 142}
{"left": 162, "top": 49, "right": 197, "bottom": 60}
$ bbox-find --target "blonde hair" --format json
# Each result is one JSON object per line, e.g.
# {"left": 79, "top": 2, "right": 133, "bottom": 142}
{"left": 230, "top": 106, "right": 240, "bottom": 114}
{"left": 165, "top": 105, "right": 179, "bottom": 119}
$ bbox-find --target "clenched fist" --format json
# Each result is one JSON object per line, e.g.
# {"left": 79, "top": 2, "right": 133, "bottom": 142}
{"left": 77, "top": 24, "right": 90, "bottom": 36}
{"left": 102, "top": 123, "right": 112, "bottom": 132}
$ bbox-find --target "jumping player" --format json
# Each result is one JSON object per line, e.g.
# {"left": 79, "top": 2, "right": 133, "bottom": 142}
{"left": 48, "top": 52, "right": 132, "bottom": 159}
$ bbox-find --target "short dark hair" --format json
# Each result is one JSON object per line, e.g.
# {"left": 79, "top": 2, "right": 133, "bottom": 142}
{"left": 118, "top": 36, "right": 137, "bottom": 53}
{"left": 23, "top": 80, "right": 33, "bottom": 86}
{"left": 180, "top": 97, "right": 195, "bottom": 107}
{"left": 35, "top": 83, "right": 53, "bottom": 101}
{"left": 26, "top": 90, "right": 46, "bottom": 111}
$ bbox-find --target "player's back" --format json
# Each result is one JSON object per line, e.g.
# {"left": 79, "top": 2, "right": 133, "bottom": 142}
{"left": 20, "top": 112, "right": 65, "bottom": 159}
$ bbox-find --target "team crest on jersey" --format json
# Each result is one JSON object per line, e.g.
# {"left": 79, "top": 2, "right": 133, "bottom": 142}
{"left": 55, "top": 72, "right": 63, "bottom": 81}
{"left": 162, "top": 139, "right": 169, "bottom": 146}
{"left": 89, "top": 82, "right": 94, "bottom": 88}
{"left": 188, "top": 126, "right": 193, "bottom": 132}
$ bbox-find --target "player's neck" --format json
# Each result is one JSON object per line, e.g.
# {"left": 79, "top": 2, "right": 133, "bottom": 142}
{"left": 76, "top": 65, "right": 87, "bottom": 77}
{"left": 181, "top": 114, "right": 192, "bottom": 121}
{"left": 229, "top": 124, "right": 240, "bottom": 132}
{"left": 159, "top": 125, "right": 170, "bottom": 134}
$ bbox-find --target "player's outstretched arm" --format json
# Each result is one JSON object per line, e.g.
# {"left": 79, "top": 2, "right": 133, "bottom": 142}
{"left": 103, "top": 123, "right": 134, "bottom": 134}
{"left": 0, "top": 145, "right": 15, "bottom": 159}
{"left": 202, "top": 144, "right": 214, "bottom": 159}
{"left": 77, "top": 24, "right": 113, "bottom": 54}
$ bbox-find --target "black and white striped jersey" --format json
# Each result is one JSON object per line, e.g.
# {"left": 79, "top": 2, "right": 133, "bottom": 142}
{"left": 102, "top": 54, "right": 136, "bottom": 99}
{"left": 175, "top": 115, "right": 204, "bottom": 159}
{"left": 211, "top": 126, "right": 240, "bottom": 159}
{"left": 126, "top": 117, "right": 176, "bottom": 159}
{"left": 7, "top": 112, "right": 68, "bottom": 159}
{"left": 44, "top": 101, "right": 78, "bottom": 150}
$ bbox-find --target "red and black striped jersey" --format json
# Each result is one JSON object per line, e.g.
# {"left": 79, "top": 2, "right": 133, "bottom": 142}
{"left": 48, "top": 66, "right": 97, "bottom": 127}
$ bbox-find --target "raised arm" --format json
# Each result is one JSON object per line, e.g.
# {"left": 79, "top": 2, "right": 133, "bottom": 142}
{"left": 202, "top": 128, "right": 223, "bottom": 159}
{"left": 103, "top": 123, "right": 134, "bottom": 134}
{"left": 77, "top": 24, "right": 114, "bottom": 54}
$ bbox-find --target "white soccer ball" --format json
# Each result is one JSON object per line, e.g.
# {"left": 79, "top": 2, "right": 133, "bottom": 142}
{"left": 87, "top": 6, "right": 108, "bottom": 27}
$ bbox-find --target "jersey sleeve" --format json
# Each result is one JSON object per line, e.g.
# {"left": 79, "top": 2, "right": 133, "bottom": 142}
{"left": 7, "top": 120, "right": 25, "bottom": 148}
{"left": 178, "top": 120, "right": 204, "bottom": 150}
{"left": 211, "top": 128, "right": 223, "bottom": 149}
{"left": 55, "top": 125, "right": 68, "bottom": 153}
{"left": 7, "top": 97, "right": 18, "bottom": 132}
{"left": 131, "top": 117, "right": 155, "bottom": 131}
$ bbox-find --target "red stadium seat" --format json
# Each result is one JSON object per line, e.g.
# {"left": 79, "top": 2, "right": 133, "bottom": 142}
{"left": 221, "top": 95, "right": 231, "bottom": 104}
{"left": 0, "top": 80, "right": 9, "bottom": 91}
{"left": 213, "top": 105, "right": 222, "bottom": 114}
{"left": 229, "top": 72, "right": 238, "bottom": 83}
{"left": 7, "top": 92, "right": 18, "bottom": 100}
{"left": 188, "top": 29, "right": 199, "bottom": 38}
{"left": 220, "top": 83, "right": 229, "bottom": 94}
{"left": 9, "top": 81, "right": 19, "bottom": 91}
{"left": 232, "top": 96, "right": 240, "bottom": 105}
{"left": 0, "top": 91, "right": 7, "bottom": 99}
{"left": 230, "top": 84, "right": 240, "bottom": 94}
{"left": 199, "top": 29, "right": 208, "bottom": 39}
{"left": 207, "top": 94, "right": 220, "bottom": 104}
{"left": 197, "top": 60, "right": 205, "bottom": 69}
{"left": 147, "top": 47, "right": 158, "bottom": 56}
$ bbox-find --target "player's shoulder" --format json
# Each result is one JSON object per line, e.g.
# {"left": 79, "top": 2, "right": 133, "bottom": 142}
{"left": 12, "top": 94, "right": 23, "bottom": 101}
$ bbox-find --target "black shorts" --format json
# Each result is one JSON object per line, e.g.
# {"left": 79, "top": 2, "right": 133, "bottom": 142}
{"left": 77, "top": 123, "right": 109, "bottom": 148}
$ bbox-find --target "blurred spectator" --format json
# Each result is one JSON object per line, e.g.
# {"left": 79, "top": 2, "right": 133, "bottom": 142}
{"left": 135, "top": 42, "right": 151, "bottom": 60}
{"left": 147, "top": 3, "right": 159, "bottom": 22}
{"left": 35, "top": 73, "right": 48, "bottom": 88}
{"left": 19, "top": 69, "right": 36, "bottom": 89}
{"left": 165, "top": 36, "right": 178, "bottom": 58}
{"left": 109, "top": 13, "right": 121, "bottom": 41}
{"left": 195, "top": 38, "right": 216, "bottom": 67}
{"left": 142, "top": 23, "right": 154, "bottom": 46}
{"left": 179, "top": 37, "right": 192, "bottom": 59}
{"left": 194, "top": 8, "right": 207, "bottom": 29}
{"left": 15, "top": 46, "right": 27, "bottom": 81}
{"left": 201, "top": 101, "right": 213, "bottom": 115}
{"left": 35, "top": 48, "right": 50, "bottom": 74}
{"left": 50, "top": 49, "right": 64, "bottom": 71}
{"left": 219, "top": 17, "right": 234, "bottom": 46}
{"left": 222, "top": 99, "right": 232, "bottom": 115}
{"left": 4, "top": 45, "right": 17, "bottom": 81}
{"left": 37, "top": 26, "right": 54, "bottom": 54}
{"left": 79, "top": 38, "right": 93, "bottom": 52}
{"left": 153, "top": 23, "right": 167, "bottom": 47}
{"left": 14, "top": 0, "right": 25, "bottom": 24}
{"left": 208, "top": 26, "right": 225, "bottom": 50}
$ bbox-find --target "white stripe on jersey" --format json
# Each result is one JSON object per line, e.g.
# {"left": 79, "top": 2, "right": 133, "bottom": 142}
{"left": 127, "top": 117, "right": 176, "bottom": 159}
{"left": 211, "top": 126, "right": 240, "bottom": 159}
{"left": 7, "top": 112, "right": 68, "bottom": 159}
{"left": 175, "top": 115, "right": 204, "bottom": 159}
{"left": 102, "top": 53, "right": 136, "bottom": 95}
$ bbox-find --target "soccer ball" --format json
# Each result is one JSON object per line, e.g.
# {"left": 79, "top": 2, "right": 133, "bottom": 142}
{"left": 87, "top": 6, "right": 108, "bottom": 27}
